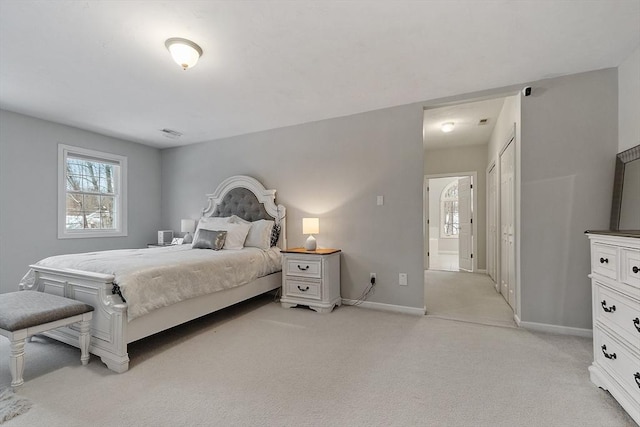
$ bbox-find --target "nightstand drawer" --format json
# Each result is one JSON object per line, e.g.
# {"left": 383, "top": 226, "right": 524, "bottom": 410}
{"left": 592, "top": 243, "right": 618, "bottom": 280}
{"left": 285, "top": 278, "right": 321, "bottom": 300}
{"left": 285, "top": 259, "right": 322, "bottom": 278}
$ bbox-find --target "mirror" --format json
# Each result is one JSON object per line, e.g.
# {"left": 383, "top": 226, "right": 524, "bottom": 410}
{"left": 610, "top": 144, "right": 640, "bottom": 230}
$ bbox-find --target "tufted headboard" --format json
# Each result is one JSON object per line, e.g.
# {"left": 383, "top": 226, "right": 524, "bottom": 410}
{"left": 200, "top": 175, "right": 286, "bottom": 248}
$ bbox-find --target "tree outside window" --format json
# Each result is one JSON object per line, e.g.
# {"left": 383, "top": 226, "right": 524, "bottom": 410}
{"left": 440, "top": 180, "right": 459, "bottom": 238}
{"left": 58, "top": 145, "right": 127, "bottom": 238}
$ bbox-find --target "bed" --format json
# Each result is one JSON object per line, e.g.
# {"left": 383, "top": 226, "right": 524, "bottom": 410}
{"left": 19, "top": 175, "right": 286, "bottom": 373}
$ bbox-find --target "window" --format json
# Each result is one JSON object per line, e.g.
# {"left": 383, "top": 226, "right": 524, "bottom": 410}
{"left": 58, "top": 144, "right": 127, "bottom": 238}
{"left": 440, "top": 180, "right": 459, "bottom": 238}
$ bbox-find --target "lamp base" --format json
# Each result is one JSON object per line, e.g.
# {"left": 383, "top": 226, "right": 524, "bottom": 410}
{"left": 304, "top": 235, "right": 317, "bottom": 251}
{"left": 183, "top": 232, "right": 193, "bottom": 244}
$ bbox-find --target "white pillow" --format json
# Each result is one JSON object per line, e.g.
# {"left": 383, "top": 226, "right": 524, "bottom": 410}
{"left": 200, "top": 220, "right": 251, "bottom": 250}
{"left": 194, "top": 216, "right": 231, "bottom": 242}
{"left": 245, "top": 219, "right": 275, "bottom": 250}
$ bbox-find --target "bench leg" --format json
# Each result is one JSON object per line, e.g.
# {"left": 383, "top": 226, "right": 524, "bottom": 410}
{"left": 78, "top": 316, "right": 91, "bottom": 365}
{"left": 10, "top": 338, "right": 26, "bottom": 388}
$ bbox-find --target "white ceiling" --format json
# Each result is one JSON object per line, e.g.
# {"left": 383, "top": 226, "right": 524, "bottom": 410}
{"left": 1, "top": 1, "right": 638, "bottom": 149}
{"left": 423, "top": 97, "right": 506, "bottom": 150}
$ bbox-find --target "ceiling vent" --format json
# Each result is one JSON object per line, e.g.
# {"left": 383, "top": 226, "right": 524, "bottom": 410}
{"left": 478, "top": 118, "right": 489, "bottom": 126}
{"left": 161, "top": 128, "right": 182, "bottom": 139}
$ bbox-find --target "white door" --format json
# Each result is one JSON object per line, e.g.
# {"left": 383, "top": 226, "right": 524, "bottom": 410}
{"left": 488, "top": 164, "right": 498, "bottom": 287}
{"left": 500, "top": 140, "right": 515, "bottom": 308}
{"left": 458, "top": 176, "right": 472, "bottom": 271}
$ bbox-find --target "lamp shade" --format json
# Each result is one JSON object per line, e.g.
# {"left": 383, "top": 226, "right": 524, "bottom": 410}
{"left": 302, "top": 218, "right": 319, "bottom": 235}
{"left": 181, "top": 219, "right": 196, "bottom": 233}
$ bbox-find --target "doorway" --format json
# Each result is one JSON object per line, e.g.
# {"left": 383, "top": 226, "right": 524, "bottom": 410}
{"left": 425, "top": 174, "right": 475, "bottom": 272}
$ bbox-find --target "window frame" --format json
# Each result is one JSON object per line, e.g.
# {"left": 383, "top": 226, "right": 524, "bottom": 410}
{"left": 58, "top": 144, "right": 128, "bottom": 239}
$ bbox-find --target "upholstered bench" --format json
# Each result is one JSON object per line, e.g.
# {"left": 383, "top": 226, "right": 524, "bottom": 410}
{"left": 0, "top": 291, "right": 94, "bottom": 388}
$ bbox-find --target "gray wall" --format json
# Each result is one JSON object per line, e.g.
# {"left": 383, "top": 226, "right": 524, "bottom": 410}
{"left": 161, "top": 104, "right": 426, "bottom": 309}
{"left": 0, "top": 110, "right": 162, "bottom": 294}
{"left": 618, "top": 45, "right": 639, "bottom": 152}
{"left": 520, "top": 68, "right": 618, "bottom": 329}
{"left": 424, "top": 145, "right": 488, "bottom": 270}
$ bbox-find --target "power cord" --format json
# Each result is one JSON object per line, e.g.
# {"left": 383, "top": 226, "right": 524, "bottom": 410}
{"left": 352, "top": 275, "right": 376, "bottom": 306}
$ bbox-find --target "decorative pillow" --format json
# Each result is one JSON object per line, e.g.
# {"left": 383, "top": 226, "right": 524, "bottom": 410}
{"left": 192, "top": 229, "right": 227, "bottom": 250}
{"left": 200, "top": 221, "right": 251, "bottom": 250}
{"left": 270, "top": 223, "right": 281, "bottom": 247}
{"left": 193, "top": 216, "right": 231, "bottom": 243}
{"left": 244, "top": 219, "right": 275, "bottom": 250}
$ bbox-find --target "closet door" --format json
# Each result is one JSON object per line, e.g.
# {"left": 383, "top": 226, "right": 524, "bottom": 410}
{"left": 500, "top": 140, "right": 515, "bottom": 308}
{"left": 488, "top": 165, "right": 498, "bottom": 285}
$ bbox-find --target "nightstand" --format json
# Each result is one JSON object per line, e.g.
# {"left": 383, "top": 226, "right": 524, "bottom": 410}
{"left": 280, "top": 248, "right": 341, "bottom": 313}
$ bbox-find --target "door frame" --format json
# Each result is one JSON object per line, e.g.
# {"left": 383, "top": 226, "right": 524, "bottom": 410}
{"left": 424, "top": 171, "right": 478, "bottom": 272}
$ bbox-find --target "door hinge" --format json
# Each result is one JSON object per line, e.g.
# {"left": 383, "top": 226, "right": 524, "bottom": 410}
{"left": 427, "top": 251, "right": 430, "bottom": 257}
{"left": 427, "top": 219, "right": 430, "bottom": 224}
{"left": 471, "top": 254, "right": 473, "bottom": 259}
{"left": 471, "top": 218, "right": 473, "bottom": 224}
{"left": 470, "top": 184, "right": 473, "bottom": 189}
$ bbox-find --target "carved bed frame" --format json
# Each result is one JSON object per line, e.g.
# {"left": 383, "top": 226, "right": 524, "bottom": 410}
{"left": 20, "top": 175, "right": 286, "bottom": 373}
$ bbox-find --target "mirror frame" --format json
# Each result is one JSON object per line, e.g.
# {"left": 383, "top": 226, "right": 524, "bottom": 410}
{"left": 610, "top": 144, "right": 640, "bottom": 230}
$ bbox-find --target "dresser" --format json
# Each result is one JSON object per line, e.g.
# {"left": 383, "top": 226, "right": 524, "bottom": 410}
{"left": 586, "top": 231, "right": 640, "bottom": 424}
{"left": 280, "top": 248, "right": 341, "bottom": 313}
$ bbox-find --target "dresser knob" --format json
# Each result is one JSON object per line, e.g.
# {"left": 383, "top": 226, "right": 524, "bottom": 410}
{"left": 634, "top": 318, "right": 640, "bottom": 333}
{"left": 297, "top": 265, "right": 310, "bottom": 271}
{"left": 599, "top": 257, "right": 609, "bottom": 264}
{"left": 297, "top": 285, "right": 309, "bottom": 292}
{"left": 635, "top": 373, "right": 640, "bottom": 389}
{"left": 601, "top": 344, "right": 617, "bottom": 360}
{"left": 633, "top": 266, "right": 639, "bottom": 274}
{"left": 600, "top": 300, "right": 616, "bottom": 313}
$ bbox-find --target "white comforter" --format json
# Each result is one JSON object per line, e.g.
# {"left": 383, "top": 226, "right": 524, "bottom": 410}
{"left": 20, "top": 246, "right": 282, "bottom": 321}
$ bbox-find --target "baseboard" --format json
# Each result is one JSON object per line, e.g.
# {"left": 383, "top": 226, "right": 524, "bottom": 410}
{"left": 476, "top": 269, "right": 487, "bottom": 274}
{"left": 518, "top": 320, "right": 592, "bottom": 338}
{"left": 341, "top": 299, "right": 425, "bottom": 316}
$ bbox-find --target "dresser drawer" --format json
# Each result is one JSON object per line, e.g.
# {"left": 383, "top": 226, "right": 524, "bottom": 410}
{"left": 592, "top": 243, "right": 618, "bottom": 280}
{"left": 284, "top": 278, "right": 321, "bottom": 300}
{"left": 595, "top": 284, "right": 640, "bottom": 350}
{"left": 621, "top": 248, "right": 640, "bottom": 288}
{"left": 594, "top": 327, "right": 640, "bottom": 402}
{"left": 285, "top": 258, "right": 322, "bottom": 278}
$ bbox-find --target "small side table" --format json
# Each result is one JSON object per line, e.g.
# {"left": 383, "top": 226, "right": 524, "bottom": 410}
{"left": 280, "top": 248, "right": 341, "bottom": 313}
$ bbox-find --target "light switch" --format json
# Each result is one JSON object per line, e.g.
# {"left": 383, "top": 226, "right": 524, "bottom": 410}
{"left": 377, "top": 196, "right": 384, "bottom": 206}
{"left": 399, "top": 273, "right": 408, "bottom": 286}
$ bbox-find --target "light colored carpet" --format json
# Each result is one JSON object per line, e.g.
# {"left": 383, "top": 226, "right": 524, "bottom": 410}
{"left": 425, "top": 270, "right": 516, "bottom": 328}
{"left": 0, "top": 295, "right": 636, "bottom": 426}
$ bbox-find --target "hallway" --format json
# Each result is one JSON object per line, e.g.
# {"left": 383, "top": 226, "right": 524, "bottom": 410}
{"left": 424, "top": 270, "right": 515, "bottom": 328}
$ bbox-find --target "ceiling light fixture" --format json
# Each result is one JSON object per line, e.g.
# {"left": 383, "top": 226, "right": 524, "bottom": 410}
{"left": 165, "top": 38, "right": 203, "bottom": 70}
{"left": 441, "top": 122, "right": 455, "bottom": 133}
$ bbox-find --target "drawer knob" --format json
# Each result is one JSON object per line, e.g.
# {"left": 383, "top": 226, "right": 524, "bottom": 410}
{"left": 634, "top": 318, "right": 640, "bottom": 333}
{"left": 601, "top": 344, "right": 617, "bottom": 360}
{"left": 297, "top": 285, "right": 309, "bottom": 292}
{"left": 600, "top": 300, "right": 616, "bottom": 313}
{"left": 599, "top": 257, "right": 609, "bottom": 264}
{"left": 297, "top": 265, "right": 310, "bottom": 271}
{"left": 633, "top": 266, "right": 639, "bottom": 274}
{"left": 635, "top": 373, "right": 640, "bottom": 389}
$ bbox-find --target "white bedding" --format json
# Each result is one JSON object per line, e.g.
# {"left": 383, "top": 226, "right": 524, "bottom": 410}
{"left": 20, "top": 246, "right": 282, "bottom": 321}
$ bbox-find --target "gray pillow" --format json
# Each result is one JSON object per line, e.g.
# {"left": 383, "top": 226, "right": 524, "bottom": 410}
{"left": 192, "top": 229, "right": 227, "bottom": 250}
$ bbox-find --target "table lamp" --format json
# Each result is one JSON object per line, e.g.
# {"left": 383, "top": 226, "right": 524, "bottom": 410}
{"left": 181, "top": 219, "right": 196, "bottom": 244}
{"left": 302, "top": 218, "right": 319, "bottom": 251}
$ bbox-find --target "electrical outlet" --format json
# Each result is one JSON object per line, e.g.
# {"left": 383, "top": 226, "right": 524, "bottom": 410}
{"left": 370, "top": 273, "right": 376, "bottom": 285}
{"left": 399, "top": 273, "right": 408, "bottom": 286}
